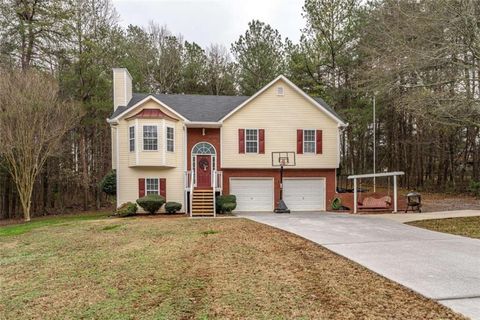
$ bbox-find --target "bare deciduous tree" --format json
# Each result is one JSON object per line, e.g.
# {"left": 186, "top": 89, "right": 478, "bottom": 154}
{"left": 0, "top": 69, "right": 81, "bottom": 221}
{"left": 148, "top": 23, "right": 184, "bottom": 94}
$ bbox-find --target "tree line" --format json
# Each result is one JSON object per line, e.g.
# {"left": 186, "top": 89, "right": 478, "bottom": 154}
{"left": 1, "top": 0, "right": 479, "bottom": 220}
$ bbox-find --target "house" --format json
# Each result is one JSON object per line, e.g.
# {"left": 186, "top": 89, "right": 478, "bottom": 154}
{"left": 108, "top": 68, "right": 347, "bottom": 215}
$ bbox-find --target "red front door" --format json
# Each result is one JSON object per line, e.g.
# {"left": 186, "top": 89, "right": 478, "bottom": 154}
{"left": 196, "top": 155, "right": 211, "bottom": 188}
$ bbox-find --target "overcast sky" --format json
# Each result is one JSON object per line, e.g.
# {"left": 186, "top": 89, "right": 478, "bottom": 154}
{"left": 112, "top": 0, "right": 305, "bottom": 48}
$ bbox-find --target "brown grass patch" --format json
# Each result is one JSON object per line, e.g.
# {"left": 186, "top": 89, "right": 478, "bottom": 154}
{"left": 0, "top": 216, "right": 464, "bottom": 319}
{"left": 408, "top": 216, "right": 480, "bottom": 239}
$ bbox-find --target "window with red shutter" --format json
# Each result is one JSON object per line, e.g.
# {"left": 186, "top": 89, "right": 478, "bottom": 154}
{"left": 297, "top": 130, "right": 303, "bottom": 154}
{"left": 138, "top": 178, "right": 145, "bottom": 197}
{"left": 238, "top": 129, "right": 245, "bottom": 153}
{"left": 316, "top": 130, "right": 323, "bottom": 154}
{"left": 259, "top": 129, "right": 265, "bottom": 154}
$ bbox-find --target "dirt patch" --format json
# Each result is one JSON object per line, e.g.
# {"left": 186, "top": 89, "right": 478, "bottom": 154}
{"left": 420, "top": 192, "right": 480, "bottom": 212}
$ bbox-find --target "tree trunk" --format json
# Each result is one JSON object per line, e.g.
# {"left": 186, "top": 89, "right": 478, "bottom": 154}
{"left": 80, "top": 131, "right": 89, "bottom": 211}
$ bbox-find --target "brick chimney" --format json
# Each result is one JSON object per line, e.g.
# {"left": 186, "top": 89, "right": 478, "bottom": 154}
{"left": 112, "top": 68, "right": 132, "bottom": 111}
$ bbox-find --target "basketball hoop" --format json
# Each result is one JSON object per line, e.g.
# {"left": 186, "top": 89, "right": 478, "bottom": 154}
{"left": 271, "top": 152, "right": 296, "bottom": 213}
{"left": 272, "top": 151, "right": 296, "bottom": 167}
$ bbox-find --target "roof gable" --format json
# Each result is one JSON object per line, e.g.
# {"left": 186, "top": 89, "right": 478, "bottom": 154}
{"left": 219, "top": 75, "right": 346, "bottom": 126}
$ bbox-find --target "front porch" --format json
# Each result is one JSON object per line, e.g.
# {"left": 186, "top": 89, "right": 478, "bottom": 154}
{"left": 184, "top": 138, "right": 223, "bottom": 217}
{"left": 184, "top": 170, "right": 223, "bottom": 216}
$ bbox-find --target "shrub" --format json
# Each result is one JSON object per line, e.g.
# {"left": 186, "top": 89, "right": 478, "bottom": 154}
{"left": 136, "top": 194, "right": 166, "bottom": 214}
{"left": 100, "top": 170, "right": 116, "bottom": 196}
{"left": 116, "top": 202, "right": 137, "bottom": 217}
{"left": 165, "top": 201, "right": 182, "bottom": 214}
{"left": 470, "top": 180, "right": 480, "bottom": 198}
{"left": 216, "top": 194, "right": 237, "bottom": 213}
{"left": 222, "top": 202, "right": 237, "bottom": 213}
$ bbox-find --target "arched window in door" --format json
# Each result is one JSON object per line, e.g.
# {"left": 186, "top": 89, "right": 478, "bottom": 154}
{"left": 191, "top": 142, "right": 216, "bottom": 185}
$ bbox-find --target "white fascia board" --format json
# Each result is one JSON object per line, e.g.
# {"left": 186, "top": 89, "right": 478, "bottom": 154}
{"left": 185, "top": 122, "right": 222, "bottom": 128}
{"left": 347, "top": 171, "right": 405, "bottom": 179}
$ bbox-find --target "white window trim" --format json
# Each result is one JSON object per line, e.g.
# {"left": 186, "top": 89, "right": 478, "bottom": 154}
{"left": 142, "top": 124, "right": 159, "bottom": 152}
{"left": 276, "top": 86, "right": 284, "bottom": 96}
{"left": 145, "top": 178, "right": 160, "bottom": 195}
{"left": 245, "top": 128, "right": 259, "bottom": 154}
{"left": 303, "top": 129, "right": 316, "bottom": 154}
{"left": 166, "top": 126, "right": 175, "bottom": 152}
{"left": 129, "top": 125, "right": 135, "bottom": 152}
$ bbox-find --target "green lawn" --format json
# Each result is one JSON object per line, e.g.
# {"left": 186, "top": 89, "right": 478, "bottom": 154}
{"left": 0, "top": 214, "right": 464, "bottom": 319}
{"left": 408, "top": 216, "right": 480, "bottom": 239}
{"left": 0, "top": 212, "right": 110, "bottom": 236}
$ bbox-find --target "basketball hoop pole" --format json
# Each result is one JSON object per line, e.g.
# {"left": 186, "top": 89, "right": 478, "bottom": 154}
{"left": 274, "top": 162, "right": 290, "bottom": 214}
{"left": 279, "top": 164, "right": 284, "bottom": 200}
{"left": 272, "top": 151, "right": 294, "bottom": 214}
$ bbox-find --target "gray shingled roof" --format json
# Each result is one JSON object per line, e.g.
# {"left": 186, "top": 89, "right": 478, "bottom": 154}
{"left": 109, "top": 92, "right": 344, "bottom": 123}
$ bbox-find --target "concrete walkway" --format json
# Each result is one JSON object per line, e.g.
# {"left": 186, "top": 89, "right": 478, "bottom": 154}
{"left": 237, "top": 211, "right": 480, "bottom": 319}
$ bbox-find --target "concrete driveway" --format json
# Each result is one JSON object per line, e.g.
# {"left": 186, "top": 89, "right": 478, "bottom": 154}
{"left": 237, "top": 212, "right": 480, "bottom": 319}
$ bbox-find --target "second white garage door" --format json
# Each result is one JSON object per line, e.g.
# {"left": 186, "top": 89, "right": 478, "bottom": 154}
{"left": 283, "top": 178, "right": 326, "bottom": 211}
{"left": 230, "top": 178, "right": 274, "bottom": 212}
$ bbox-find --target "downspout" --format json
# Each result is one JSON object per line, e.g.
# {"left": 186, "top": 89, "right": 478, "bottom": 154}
{"left": 113, "top": 124, "right": 120, "bottom": 209}
{"left": 183, "top": 124, "right": 188, "bottom": 214}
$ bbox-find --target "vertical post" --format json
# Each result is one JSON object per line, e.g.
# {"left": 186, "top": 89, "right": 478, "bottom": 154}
{"left": 393, "top": 175, "right": 398, "bottom": 213}
{"left": 373, "top": 95, "right": 376, "bottom": 193}
{"left": 279, "top": 165, "right": 284, "bottom": 200}
{"left": 213, "top": 170, "right": 216, "bottom": 218}
{"left": 353, "top": 178, "right": 358, "bottom": 214}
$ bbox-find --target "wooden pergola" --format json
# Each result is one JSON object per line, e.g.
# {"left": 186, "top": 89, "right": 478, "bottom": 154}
{"left": 347, "top": 171, "right": 405, "bottom": 214}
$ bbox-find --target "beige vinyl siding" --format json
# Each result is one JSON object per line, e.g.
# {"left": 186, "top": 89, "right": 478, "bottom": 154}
{"left": 111, "top": 127, "right": 117, "bottom": 169}
{"left": 113, "top": 70, "right": 125, "bottom": 109}
{"left": 113, "top": 68, "right": 132, "bottom": 110}
{"left": 221, "top": 79, "right": 339, "bottom": 169}
{"left": 115, "top": 100, "right": 186, "bottom": 211}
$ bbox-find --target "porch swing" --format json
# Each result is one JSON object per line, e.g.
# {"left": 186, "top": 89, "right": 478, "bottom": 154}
{"left": 357, "top": 177, "right": 392, "bottom": 211}
{"left": 347, "top": 171, "right": 405, "bottom": 214}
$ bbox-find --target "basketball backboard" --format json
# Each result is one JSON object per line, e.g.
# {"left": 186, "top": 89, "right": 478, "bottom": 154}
{"left": 271, "top": 152, "right": 296, "bottom": 167}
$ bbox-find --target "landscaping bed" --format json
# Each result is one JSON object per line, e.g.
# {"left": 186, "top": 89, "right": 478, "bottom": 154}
{"left": 0, "top": 215, "right": 464, "bottom": 319}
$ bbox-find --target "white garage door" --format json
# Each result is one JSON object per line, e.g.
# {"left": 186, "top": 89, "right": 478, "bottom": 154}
{"left": 283, "top": 179, "right": 325, "bottom": 211}
{"left": 230, "top": 178, "right": 274, "bottom": 212}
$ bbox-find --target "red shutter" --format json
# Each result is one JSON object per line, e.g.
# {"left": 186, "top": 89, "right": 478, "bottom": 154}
{"left": 238, "top": 129, "right": 245, "bottom": 153}
{"left": 160, "top": 178, "right": 166, "bottom": 199}
{"left": 259, "top": 129, "right": 265, "bottom": 154}
{"left": 297, "top": 130, "right": 303, "bottom": 154}
{"left": 138, "top": 178, "right": 145, "bottom": 198}
{"left": 316, "top": 130, "right": 323, "bottom": 154}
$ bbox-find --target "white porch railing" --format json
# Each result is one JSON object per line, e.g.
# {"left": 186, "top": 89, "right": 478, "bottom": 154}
{"left": 215, "top": 171, "right": 223, "bottom": 190}
{"left": 184, "top": 171, "right": 192, "bottom": 189}
{"left": 212, "top": 170, "right": 217, "bottom": 218}
{"left": 189, "top": 170, "right": 195, "bottom": 217}
{"left": 185, "top": 170, "right": 222, "bottom": 191}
